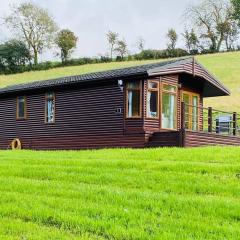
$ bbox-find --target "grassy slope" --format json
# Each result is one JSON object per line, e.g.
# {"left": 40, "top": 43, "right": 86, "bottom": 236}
{"left": 199, "top": 52, "right": 240, "bottom": 112}
{"left": 0, "top": 52, "right": 239, "bottom": 110}
{"left": 0, "top": 147, "right": 240, "bottom": 239}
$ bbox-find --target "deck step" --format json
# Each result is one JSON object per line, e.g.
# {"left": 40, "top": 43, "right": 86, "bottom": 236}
{"left": 147, "top": 131, "right": 181, "bottom": 147}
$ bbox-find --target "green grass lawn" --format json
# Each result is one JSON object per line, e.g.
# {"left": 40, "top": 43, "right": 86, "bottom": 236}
{"left": 0, "top": 147, "right": 240, "bottom": 239}
{"left": 0, "top": 51, "right": 239, "bottom": 111}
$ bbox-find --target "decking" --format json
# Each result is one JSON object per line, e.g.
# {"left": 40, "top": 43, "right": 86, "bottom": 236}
{"left": 148, "top": 102, "right": 240, "bottom": 148}
{"left": 147, "top": 130, "right": 240, "bottom": 147}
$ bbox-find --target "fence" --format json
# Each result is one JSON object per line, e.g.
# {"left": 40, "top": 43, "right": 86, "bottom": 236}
{"left": 181, "top": 102, "right": 239, "bottom": 136}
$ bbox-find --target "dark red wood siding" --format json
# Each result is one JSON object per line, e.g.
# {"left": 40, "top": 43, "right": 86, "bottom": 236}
{"left": 0, "top": 72, "right": 236, "bottom": 150}
{"left": 0, "top": 80, "right": 147, "bottom": 150}
{"left": 185, "top": 130, "right": 240, "bottom": 147}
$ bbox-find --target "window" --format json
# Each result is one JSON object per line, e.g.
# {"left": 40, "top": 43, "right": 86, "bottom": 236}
{"left": 126, "top": 81, "right": 141, "bottom": 118}
{"left": 182, "top": 93, "right": 190, "bottom": 129}
{"left": 182, "top": 91, "right": 199, "bottom": 130}
{"left": 45, "top": 92, "right": 55, "bottom": 123}
{"left": 192, "top": 96, "right": 199, "bottom": 130}
{"left": 147, "top": 81, "right": 159, "bottom": 118}
{"left": 17, "top": 96, "right": 27, "bottom": 119}
{"left": 161, "top": 84, "right": 177, "bottom": 129}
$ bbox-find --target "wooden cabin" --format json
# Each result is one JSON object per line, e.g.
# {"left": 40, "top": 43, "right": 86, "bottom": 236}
{"left": 0, "top": 57, "right": 239, "bottom": 150}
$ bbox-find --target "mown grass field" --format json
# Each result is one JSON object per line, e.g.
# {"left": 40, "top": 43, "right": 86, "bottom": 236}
{"left": 0, "top": 147, "right": 240, "bottom": 239}
{"left": 0, "top": 51, "right": 239, "bottom": 111}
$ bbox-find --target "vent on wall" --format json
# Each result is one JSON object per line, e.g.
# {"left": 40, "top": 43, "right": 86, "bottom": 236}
{"left": 115, "top": 108, "right": 123, "bottom": 114}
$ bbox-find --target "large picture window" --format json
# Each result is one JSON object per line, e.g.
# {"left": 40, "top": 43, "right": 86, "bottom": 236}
{"left": 147, "top": 81, "right": 159, "bottom": 118}
{"left": 126, "top": 81, "right": 141, "bottom": 118}
{"left": 161, "top": 84, "right": 177, "bottom": 129}
{"left": 45, "top": 92, "right": 55, "bottom": 123}
{"left": 17, "top": 96, "right": 27, "bottom": 119}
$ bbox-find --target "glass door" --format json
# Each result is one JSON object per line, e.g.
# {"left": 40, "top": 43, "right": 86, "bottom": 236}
{"left": 192, "top": 95, "right": 199, "bottom": 130}
{"left": 182, "top": 91, "right": 199, "bottom": 130}
{"left": 182, "top": 93, "right": 191, "bottom": 129}
{"left": 161, "top": 84, "right": 177, "bottom": 130}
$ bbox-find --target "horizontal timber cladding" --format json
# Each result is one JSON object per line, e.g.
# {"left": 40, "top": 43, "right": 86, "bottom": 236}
{"left": 147, "top": 131, "right": 181, "bottom": 147}
{"left": 0, "top": 80, "right": 148, "bottom": 150}
{"left": 185, "top": 130, "right": 240, "bottom": 147}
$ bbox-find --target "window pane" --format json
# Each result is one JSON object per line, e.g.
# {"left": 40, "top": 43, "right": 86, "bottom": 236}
{"left": 162, "top": 93, "right": 176, "bottom": 129}
{"left": 163, "top": 85, "right": 177, "bottom": 93}
{"left": 46, "top": 99, "right": 55, "bottom": 123}
{"left": 147, "top": 91, "right": 158, "bottom": 118}
{"left": 148, "top": 82, "right": 158, "bottom": 89}
{"left": 183, "top": 93, "right": 190, "bottom": 129}
{"left": 127, "top": 81, "right": 140, "bottom": 89}
{"left": 46, "top": 92, "right": 54, "bottom": 98}
{"left": 18, "top": 97, "right": 25, "bottom": 118}
{"left": 192, "top": 96, "right": 199, "bottom": 130}
{"left": 127, "top": 90, "right": 140, "bottom": 117}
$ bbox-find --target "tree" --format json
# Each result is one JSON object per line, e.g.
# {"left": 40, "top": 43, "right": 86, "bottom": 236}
{"left": 182, "top": 29, "right": 199, "bottom": 53}
{"left": 56, "top": 29, "right": 78, "bottom": 63}
{"left": 232, "top": 0, "right": 240, "bottom": 24}
{"left": 115, "top": 39, "right": 128, "bottom": 59}
{"left": 107, "top": 31, "right": 118, "bottom": 59}
{"left": 137, "top": 37, "right": 145, "bottom": 52}
{"left": 185, "top": 0, "right": 238, "bottom": 52}
{"left": 4, "top": 2, "right": 58, "bottom": 65}
{"left": 223, "top": 20, "right": 239, "bottom": 50}
{"left": 0, "top": 39, "right": 31, "bottom": 73}
{"left": 166, "top": 28, "right": 178, "bottom": 50}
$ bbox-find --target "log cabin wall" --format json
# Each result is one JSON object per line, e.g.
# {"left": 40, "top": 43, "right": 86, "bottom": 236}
{"left": 185, "top": 130, "right": 240, "bottom": 147}
{"left": 0, "top": 80, "right": 148, "bottom": 150}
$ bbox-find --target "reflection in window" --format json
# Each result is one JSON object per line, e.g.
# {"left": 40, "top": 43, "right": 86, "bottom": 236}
{"left": 163, "top": 85, "right": 177, "bottom": 93}
{"left": 192, "top": 96, "right": 199, "bottom": 131}
{"left": 45, "top": 92, "right": 55, "bottom": 123}
{"left": 182, "top": 92, "right": 199, "bottom": 130}
{"left": 182, "top": 93, "right": 190, "bottom": 129}
{"left": 162, "top": 84, "right": 177, "bottom": 129}
{"left": 147, "top": 81, "right": 159, "bottom": 118}
{"left": 17, "top": 96, "right": 26, "bottom": 119}
{"left": 126, "top": 81, "right": 141, "bottom": 117}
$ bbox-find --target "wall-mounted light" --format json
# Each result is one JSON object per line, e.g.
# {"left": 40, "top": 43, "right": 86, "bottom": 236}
{"left": 118, "top": 79, "right": 123, "bottom": 92}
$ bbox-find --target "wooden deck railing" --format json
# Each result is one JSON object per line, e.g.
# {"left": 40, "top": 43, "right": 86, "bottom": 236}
{"left": 181, "top": 102, "right": 239, "bottom": 137}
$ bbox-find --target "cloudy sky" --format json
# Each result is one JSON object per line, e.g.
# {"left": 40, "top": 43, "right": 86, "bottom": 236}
{"left": 0, "top": 0, "right": 199, "bottom": 60}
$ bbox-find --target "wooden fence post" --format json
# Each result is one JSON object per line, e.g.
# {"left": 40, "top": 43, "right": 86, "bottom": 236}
{"left": 208, "top": 107, "right": 212, "bottom": 133}
{"left": 233, "top": 112, "right": 237, "bottom": 136}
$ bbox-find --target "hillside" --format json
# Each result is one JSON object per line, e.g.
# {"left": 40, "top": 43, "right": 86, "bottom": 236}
{"left": 0, "top": 52, "right": 239, "bottom": 111}
{"left": 0, "top": 147, "right": 239, "bottom": 239}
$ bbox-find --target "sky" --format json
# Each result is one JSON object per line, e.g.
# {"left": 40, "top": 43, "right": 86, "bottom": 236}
{"left": 0, "top": 0, "right": 199, "bottom": 61}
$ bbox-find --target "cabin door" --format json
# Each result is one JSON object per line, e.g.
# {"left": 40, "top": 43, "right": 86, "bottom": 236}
{"left": 182, "top": 91, "right": 199, "bottom": 130}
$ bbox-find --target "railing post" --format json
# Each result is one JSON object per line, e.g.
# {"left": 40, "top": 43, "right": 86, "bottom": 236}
{"left": 180, "top": 102, "right": 186, "bottom": 147}
{"left": 233, "top": 112, "right": 237, "bottom": 136}
{"left": 208, "top": 107, "right": 212, "bottom": 133}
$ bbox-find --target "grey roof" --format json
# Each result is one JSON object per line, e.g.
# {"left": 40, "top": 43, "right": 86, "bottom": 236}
{"left": 0, "top": 57, "right": 229, "bottom": 96}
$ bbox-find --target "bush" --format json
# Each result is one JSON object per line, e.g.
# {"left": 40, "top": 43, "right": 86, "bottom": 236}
{"left": 133, "top": 48, "right": 189, "bottom": 60}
